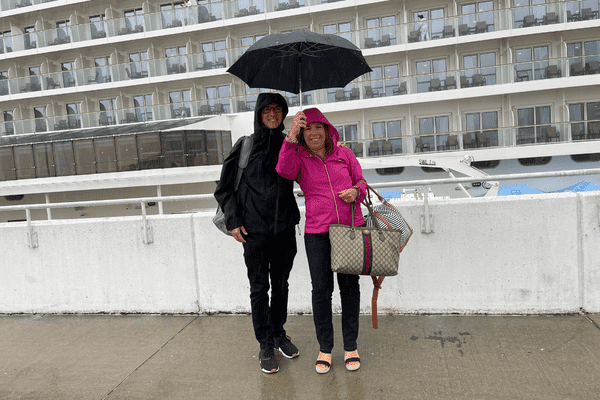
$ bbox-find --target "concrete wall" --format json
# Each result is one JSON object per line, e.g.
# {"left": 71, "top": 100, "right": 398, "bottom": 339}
{"left": 1, "top": 192, "right": 599, "bottom": 314}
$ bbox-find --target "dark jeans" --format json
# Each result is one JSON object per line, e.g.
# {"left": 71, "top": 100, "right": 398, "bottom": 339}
{"left": 243, "top": 227, "right": 297, "bottom": 350}
{"left": 304, "top": 232, "right": 360, "bottom": 353}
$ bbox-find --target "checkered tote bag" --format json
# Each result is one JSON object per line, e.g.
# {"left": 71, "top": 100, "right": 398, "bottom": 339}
{"left": 363, "top": 184, "right": 413, "bottom": 252}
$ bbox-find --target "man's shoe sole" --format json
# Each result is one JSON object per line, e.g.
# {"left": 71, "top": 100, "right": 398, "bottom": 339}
{"left": 261, "top": 366, "right": 279, "bottom": 374}
{"left": 277, "top": 347, "right": 299, "bottom": 359}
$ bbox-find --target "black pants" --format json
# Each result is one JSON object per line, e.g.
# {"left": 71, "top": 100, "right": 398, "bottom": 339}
{"left": 243, "top": 227, "right": 297, "bottom": 350}
{"left": 304, "top": 232, "right": 360, "bottom": 353}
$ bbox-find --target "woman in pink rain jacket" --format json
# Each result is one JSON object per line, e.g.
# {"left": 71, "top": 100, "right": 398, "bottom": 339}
{"left": 276, "top": 107, "right": 366, "bottom": 374}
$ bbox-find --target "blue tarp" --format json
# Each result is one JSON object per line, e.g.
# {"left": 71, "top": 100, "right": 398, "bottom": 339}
{"left": 551, "top": 181, "right": 600, "bottom": 193}
{"left": 497, "top": 184, "right": 544, "bottom": 196}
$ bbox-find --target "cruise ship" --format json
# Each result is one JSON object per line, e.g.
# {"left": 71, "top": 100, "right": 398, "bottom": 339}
{"left": 0, "top": 0, "right": 599, "bottom": 221}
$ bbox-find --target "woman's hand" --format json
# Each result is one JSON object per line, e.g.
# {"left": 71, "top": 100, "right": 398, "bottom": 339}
{"left": 339, "top": 188, "right": 359, "bottom": 203}
{"left": 287, "top": 111, "right": 306, "bottom": 142}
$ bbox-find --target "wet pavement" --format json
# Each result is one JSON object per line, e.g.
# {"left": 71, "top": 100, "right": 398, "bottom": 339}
{"left": 1, "top": 313, "right": 600, "bottom": 399}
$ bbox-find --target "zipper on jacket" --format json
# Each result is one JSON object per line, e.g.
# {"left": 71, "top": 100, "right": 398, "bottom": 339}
{"left": 321, "top": 160, "right": 341, "bottom": 225}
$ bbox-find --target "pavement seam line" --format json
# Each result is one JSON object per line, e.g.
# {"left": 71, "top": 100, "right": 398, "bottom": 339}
{"left": 580, "top": 310, "right": 600, "bottom": 331}
{"left": 101, "top": 316, "right": 199, "bottom": 399}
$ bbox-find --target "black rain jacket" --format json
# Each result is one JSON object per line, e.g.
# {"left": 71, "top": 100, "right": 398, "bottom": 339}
{"left": 214, "top": 93, "right": 300, "bottom": 235}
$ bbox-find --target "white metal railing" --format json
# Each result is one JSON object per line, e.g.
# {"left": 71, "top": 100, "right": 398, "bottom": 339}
{"left": 3, "top": 167, "right": 600, "bottom": 246}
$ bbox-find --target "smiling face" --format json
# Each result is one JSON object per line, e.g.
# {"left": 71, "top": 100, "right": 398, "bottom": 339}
{"left": 303, "top": 122, "right": 328, "bottom": 154}
{"left": 261, "top": 103, "right": 284, "bottom": 129}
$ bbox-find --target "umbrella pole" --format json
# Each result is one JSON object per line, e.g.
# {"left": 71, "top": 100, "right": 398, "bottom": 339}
{"left": 299, "top": 61, "right": 302, "bottom": 110}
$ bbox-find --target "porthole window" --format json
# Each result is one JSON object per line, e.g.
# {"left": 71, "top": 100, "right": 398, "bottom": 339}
{"left": 375, "top": 167, "right": 405, "bottom": 175}
{"left": 472, "top": 160, "right": 500, "bottom": 169}
{"left": 517, "top": 157, "right": 551, "bottom": 166}
{"left": 570, "top": 153, "right": 600, "bottom": 163}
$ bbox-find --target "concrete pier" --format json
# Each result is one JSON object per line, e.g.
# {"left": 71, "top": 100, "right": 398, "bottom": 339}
{"left": 2, "top": 313, "right": 600, "bottom": 399}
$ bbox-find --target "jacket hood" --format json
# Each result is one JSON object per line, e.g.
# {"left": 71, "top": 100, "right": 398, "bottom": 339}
{"left": 302, "top": 107, "right": 339, "bottom": 144}
{"left": 253, "top": 93, "right": 289, "bottom": 133}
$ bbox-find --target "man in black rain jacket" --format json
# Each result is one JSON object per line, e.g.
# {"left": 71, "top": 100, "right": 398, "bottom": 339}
{"left": 214, "top": 93, "right": 300, "bottom": 374}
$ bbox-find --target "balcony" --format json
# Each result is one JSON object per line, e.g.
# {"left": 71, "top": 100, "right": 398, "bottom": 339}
{"left": 1, "top": 0, "right": 599, "bottom": 55}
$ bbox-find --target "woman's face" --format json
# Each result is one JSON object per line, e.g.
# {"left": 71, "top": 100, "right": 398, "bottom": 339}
{"left": 303, "top": 122, "right": 327, "bottom": 153}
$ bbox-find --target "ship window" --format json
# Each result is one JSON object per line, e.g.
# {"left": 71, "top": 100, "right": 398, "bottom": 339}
{"left": 372, "top": 120, "right": 402, "bottom": 156}
{"left": 375, "top": 167, "right": 405, "bottom": 176}
{"left": 3, "top": 110, "right": 14, "bottom": 135}
{"left": 137, "top": 133, "right": 162, "bottom": 170}
{"left": 128, "top": 51, "right": 148, "bottom": 78}
{"left": 418, "top": 115, "right": 449, "bottom": 152}
{"left": 90, "top": 14, "right": 107, "bottom": 39}
{"left": 202, "top": 40, "right": 226, "bottom": 67}
{"left": 14, "top": 145, "right": 35, "bottom": 179}
{"left": 33, "top": 143, "right": 54, "bottom": 178}
{"left": 94, "top": 137, "right": 118, "bottom": 173}
{"left": 162, "top": 133, "right": 186, "bottom": 168}
{"left": 0, "top": 31, "right": 13, "bottom": 54}
{"left": 94, "top": 56, "right": 111, "bottom": 83}
{"left": 0, "top": 71, "right": 8, "bottom": 96}
{"left": 336, "top": 124, "right": 361, "bottom": 157}
{"left": 241, "top": 34, "right": 266, "bottom": 49}
{"left": 124, "top": 8, "right": 144, "bottom": 31}
{"left": 160, "top": 2, "right": 185, "bottom": 28}
{"left": 517, "top": 106, "right": 551, "bottom": 144}
{"left": 412, "top": 7, "right": 445, "bottom": 40}
{"left": 421, "top": 167, "right": 443, "bottom": 173}
{"left": 571, "top": 153, "right": 600, "bottom": 163}
{"left": 513, "top": 0, "right": 546, "bottom": 28}
{"left": 463, "top": 52, "right": 496, "bottom": 85}
{"left": 517, "top": 156, "right": 551, "bottom": 166}
{"left": 24, "top": 26, "right": 36, "bottom": 49}
{"left": 61, "top": 61, "right": 76, "bottom": 87}
{"left": 206, "top": 85, "right": 230, "bottom": 114}
{"left": 416, "top": 58, "right": 447, "bottom": 93}
{"left": 5, "top": 195, "right": 23, "bottom": 201}
{"left": 99, "top": 98, "right": 117, "bottom": 126}
{"left": 186, "top": 131, "right": 208, "bottom": 166}
{"left": 169, "top": 89, "right": 191, "bottom": 118}
{"left": 368, "top": 64, "right": 399, "bottom": 97}
{"left": 465, "top": 111, "right": 498, "bottom": 148}
{"left": 166, "top": 46, "right": 187, "bottom": 74}
{"left": 34, "top": 106, "right": 47, "bottom": 133}
{"left": 471, "top": 160, "right": 500, "bottom": 169}
{"left": 460, "top": 1, "right": 494, "bottom": 31}
{"left": 73, "top": 139, "right": 96, "bottom": 175}
{"left": 134, "top": 94, "right": 153, "bottom": 122}
{"left": 323, "top": 22, "right": 352, "bottom": 43}
{"left": 515, "top": 45, "right": 548, "bottom": 81}
{"left": 115, "top": 135, "right": 139, "bottom": 171}
{"left": 0, "top": 146, "right": 16, "bottom": 181}
{"left": 66, "top": 102, "right": 81, "bottom": 129}
{"left": 365, "top": 15, "right": 396, "bottom": 45}
{"left": 53, "top": 142, "right": 76, "bottom": 176}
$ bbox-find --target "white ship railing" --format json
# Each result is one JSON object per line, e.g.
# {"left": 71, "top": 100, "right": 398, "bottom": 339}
{"left": 2, "top": 167, "right": 600, "bottom": 247}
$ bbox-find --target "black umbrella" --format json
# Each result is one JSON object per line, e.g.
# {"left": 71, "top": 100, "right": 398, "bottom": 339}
{"left": 227, "top": 29, "right": 372, "bottom": 107}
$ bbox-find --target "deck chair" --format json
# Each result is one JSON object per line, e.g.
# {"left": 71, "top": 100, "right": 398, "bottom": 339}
{"left": 415, "top": 137, "right": 430, "bottom": 152}
{"left": 546, "top": 126, "right": 559, "bottom": 142}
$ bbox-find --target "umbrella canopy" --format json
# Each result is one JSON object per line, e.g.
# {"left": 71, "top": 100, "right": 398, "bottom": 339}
{"left": 227, "top": 30, "right": 372, "bottom": 95}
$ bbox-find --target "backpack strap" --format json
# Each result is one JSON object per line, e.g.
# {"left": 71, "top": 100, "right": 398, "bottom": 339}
{"left": 234, "top": 134, "right": 254, "bottom": 191}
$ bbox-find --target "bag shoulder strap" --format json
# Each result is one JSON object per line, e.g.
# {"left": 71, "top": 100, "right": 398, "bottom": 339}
{"left": 234, "top": 135, "right": 254, "bottom": 191}
{"left": 371, "top": 276, "right": 385, "bottom": 329}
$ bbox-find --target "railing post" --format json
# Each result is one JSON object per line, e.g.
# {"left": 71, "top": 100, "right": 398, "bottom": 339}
{"left": 141, "top": 202, "right": 154, "bottom": 244}
{"left": 26, "top": 208, "right": 38, "bottom": 248}
{"left": 420, "top": 187, "right": 434, "bottom": 234}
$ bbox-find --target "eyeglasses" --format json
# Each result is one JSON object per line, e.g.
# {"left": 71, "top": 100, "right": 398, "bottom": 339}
{"left": 262, "top": 106, "right": 283, "bottom": 114}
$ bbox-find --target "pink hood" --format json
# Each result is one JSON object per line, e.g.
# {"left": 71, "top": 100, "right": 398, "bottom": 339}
{"left": 276, "top": 107, "right": 367, "bottom": 233}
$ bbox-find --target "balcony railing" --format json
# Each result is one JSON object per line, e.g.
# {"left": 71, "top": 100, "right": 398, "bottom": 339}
{"left": 1, "top": 0, "right": 599, "bottom": 55}
{"left": 2, "top": 49, "right": 599, "bottom": 101}
{"left": 342, "top": 120, "right": 600, "bottom": 159}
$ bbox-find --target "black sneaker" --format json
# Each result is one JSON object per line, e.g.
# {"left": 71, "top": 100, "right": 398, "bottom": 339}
{"left": 259, "top": 348, "right": 279, "bottom": 374}
{"left": 275, "top": 335, "right": 299, "bottom": 359}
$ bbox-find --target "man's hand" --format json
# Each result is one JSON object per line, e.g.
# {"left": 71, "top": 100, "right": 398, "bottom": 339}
{"left": 231, "top": 226, "right": 248, "bottom": 243}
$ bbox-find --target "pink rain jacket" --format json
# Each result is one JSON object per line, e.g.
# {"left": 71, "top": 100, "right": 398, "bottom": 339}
{"left": 276, "top": 108, "right": 367, "bottom": 233}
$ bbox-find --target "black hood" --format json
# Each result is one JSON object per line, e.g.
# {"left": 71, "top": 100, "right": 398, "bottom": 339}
{"left": 253, "top": 93, "right": 289, "bottom": 134}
